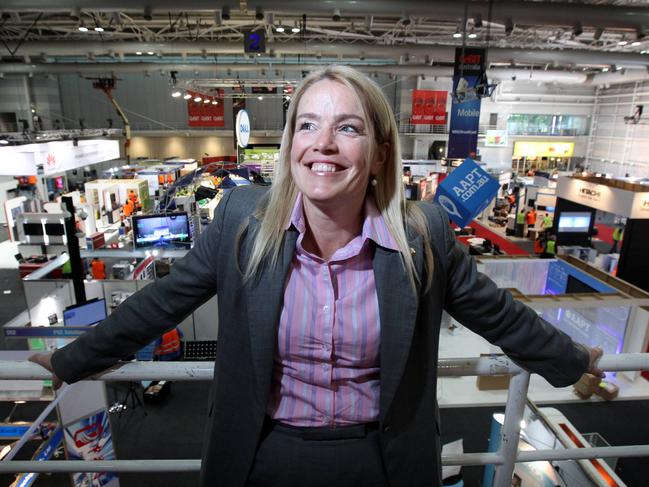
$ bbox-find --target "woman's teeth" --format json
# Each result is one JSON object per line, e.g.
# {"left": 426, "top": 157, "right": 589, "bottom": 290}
{"left": 311, "top": 162, "right": 338, "bottom": 173}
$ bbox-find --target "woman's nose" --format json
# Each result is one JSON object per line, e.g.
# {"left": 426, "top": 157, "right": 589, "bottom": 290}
{"left": 314, "top": 127, "right": 337, "bottom": 152}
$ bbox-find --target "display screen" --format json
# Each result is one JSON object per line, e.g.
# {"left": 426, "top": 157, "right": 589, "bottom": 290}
{"left": 557, "top": 212, "right": 591, "bottom": 232}
{"left": 566, "top": 275, "right": 598, "bottom": 294}
{"left": 23, "top": 222, "right": 44, "bottom": 236}
{"left": 44, "top": 223, "right": 65, "bottom": 236}
{"left": 132, "top": 212, "right": 191, "bottom": 248}
{"left": 63, "top": 299, "right": 107, "bottom": 327}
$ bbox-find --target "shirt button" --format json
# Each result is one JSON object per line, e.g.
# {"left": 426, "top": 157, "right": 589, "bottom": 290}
{"left": 323, "top": 364, "right": 329, "bottom": 371}
{"left": 323, "top": 305, "right": 329, "bottom": 312}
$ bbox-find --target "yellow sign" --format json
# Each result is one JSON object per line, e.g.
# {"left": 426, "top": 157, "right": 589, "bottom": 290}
{"left": 513, "top": 141, "right": 574, "bottom": 158}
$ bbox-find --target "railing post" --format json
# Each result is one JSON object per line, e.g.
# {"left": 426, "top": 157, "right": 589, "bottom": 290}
{"left": 492, "top": 370, "right": 530, "bottom": 487}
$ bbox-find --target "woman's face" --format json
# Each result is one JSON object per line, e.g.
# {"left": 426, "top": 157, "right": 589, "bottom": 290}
{"left": 290, "top": 79, "right": 383, "bottom": 211}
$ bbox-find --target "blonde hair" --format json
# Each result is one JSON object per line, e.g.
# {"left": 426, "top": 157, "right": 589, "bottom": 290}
{"left": 243, "top": 65, "right": 433, "bottom": 291}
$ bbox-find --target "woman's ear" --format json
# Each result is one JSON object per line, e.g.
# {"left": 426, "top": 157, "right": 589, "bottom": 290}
{"left": 371, "top": 142, "right": 391, "bottom": 176}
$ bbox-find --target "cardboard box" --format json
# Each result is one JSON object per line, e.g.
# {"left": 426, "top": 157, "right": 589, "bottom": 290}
{"left": 86, "top": 231, "right": 105, "bottom": 251}
{"left": 476, "top": 374, "right": 512, "bottom": 390}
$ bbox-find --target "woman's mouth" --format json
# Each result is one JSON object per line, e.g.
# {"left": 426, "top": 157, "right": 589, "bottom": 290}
{"left": 309, "top": 162, "right": 344, "bottom": 173}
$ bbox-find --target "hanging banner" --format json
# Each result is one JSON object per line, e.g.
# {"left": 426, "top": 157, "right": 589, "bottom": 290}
{"left": 411, "top": 90, "right": 448, "bottom": 125}
{"left": 187, "top": 90, "right": 224, "bottom": 127}
{"left": 232, "top": 94, "right": 247, "bottom": 151}
{"left": 447, "top": 48, "right": 486, "bottom": 159}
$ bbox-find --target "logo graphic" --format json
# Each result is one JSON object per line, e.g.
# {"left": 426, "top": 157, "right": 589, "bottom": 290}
{"left": 438, "top": 195, "right": 462, "bottom": 219}
{"left": 579, "top": 187, "right": 601, "bottom": 199}
{"left": 46, "top": 153, "right": 57, "bottom": 168}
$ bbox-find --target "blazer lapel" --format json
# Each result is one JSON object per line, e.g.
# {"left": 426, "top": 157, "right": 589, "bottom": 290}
{"left": 245, "top": 219, "right": 298, "bottom": 406}
{"left": 375, "top": 234, "right": 423, "bottom": 421}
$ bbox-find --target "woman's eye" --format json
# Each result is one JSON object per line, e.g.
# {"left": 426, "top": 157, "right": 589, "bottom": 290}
{"left": 299, "top": 122, "right": 315, "bottom": 131}
{"left": 340, "top": 124, "right": 361, "bottom": 134}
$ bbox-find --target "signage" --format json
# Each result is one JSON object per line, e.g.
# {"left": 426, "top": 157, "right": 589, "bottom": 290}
{"left": 447, "top": 48, "right": 486, "bottom": 159}
{"left": 513, "top": 141, "right": 574, "bottom": 158}
{"left": 4, "top": 326, "right": 90, "bottom": 338}
{"left": 433, "top": 157, "right": 500, "bottom": 227}
{"left": 485, "top": 129, "right": 508, "bottom": 147}
{"left": 244, "top": 30, "right": 266, "bottom": 54}
{"left": 187, "top": 89, "right": 224, "bottom": 128}
{"left": 64, "top": 410, "right": 119, "bottom": 487}
{"left": 14, "top": 427, "right": 63, "bottom": 487}
{"left": 0, "top": 140, "right": 120, "bottom": 176}
{"left": 411, "top": 90, "right": 447, "bottom": 125}
{"left": 236, "top": 109, "right": 251, "bottom": 148}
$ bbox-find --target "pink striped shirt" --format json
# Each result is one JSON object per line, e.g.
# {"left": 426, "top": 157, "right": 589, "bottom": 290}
{"left": 267, "top": 193, "right": 398, "bottom": 427}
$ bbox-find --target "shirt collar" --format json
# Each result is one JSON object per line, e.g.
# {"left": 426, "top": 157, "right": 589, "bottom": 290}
{"left": 286, "top": 192, "right": 398, "bottom": 251}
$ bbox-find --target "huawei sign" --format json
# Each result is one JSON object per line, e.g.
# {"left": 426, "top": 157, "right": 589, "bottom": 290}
{"left": 46, "top": 153, "right": 57, "bottom": 168}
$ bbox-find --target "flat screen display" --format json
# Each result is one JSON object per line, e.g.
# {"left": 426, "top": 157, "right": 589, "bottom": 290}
{"left": 44, "top": 222, "right": 65, "bottom": 236}
{"left": 557, "top": 212, "right": 591, "bottom": 233}
{"left": 132, "top": 212, "right": 191, "bottom": 248}
{"left": 63, "top": 299, "right": 107, "bottom": 327}
{"left": 23, "top": 222, "right": 44, "bottom": 236}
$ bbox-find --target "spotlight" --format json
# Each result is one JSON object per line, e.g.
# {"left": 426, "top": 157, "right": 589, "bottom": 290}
{"left": 135, "top": 51, "right": 142, "bottom": 55}
{"left": 632, "top": 41, "right": 641, "bottom": 47}
{"left": 183, "top": 93, "right": 192, "bottom": 100}
{"left": 474, "top": 13, "right": 483, "bottom": 29}
{"left": 618, "top": 38, "right": 628, "bottom": 46}
{"left": 171, "top": 90, "right": 181, "bottom": 98}
{"left": 594, "top": 28, "right": 603, "bottom": 41}
{"left": 94, "top": 26, "right": 104, "bottom": 32}
{"left": 332, "top": 8, "right": 341, "bottom": 22}
{"left": 194, "top": 96, "right": 202, "bottom": 102}
{"left": 214, "top": 10, "right": 222, "bottom": 26}
{"left": 70, "top": 6, "right": 81, "bottom": 21}
{"left": 292, "top": 25, "right": 300, "bottom": 33}
{"left": 505, "top": 18, "right": 514, "bottom": 36}
{"left": 203, "top": 98, "right": 210, "bottom": 104}
{"left": 637, "top": 26, "right": 647, "bottom": 40}
{"left": 468, "top": 29, "right": 477, "bottom": 39}
{"left": 602, "top": 67, "right": 609, "bottom": 72}
{"left": 257, "top": 95, "right": 264, "bottom": 100}
{"left": 147, "top": 51, "right": 154, "bottom": 55}
{"left": 222, "top": 6, "right": 231, "bottom": 21}
{"left": 78, "top": 20, "right": 88, "bottom": 32}
{"left": 255, "top": 6, "right": 264, "bottom": 21}
{"left": 400, "top": 14, "right": 411, "bottom": 26}
{"left": 275, "top": 25, "right": 285, "bottom": 33}
{"left": 452, "top": 28, "right": 462, "bottom": 39}
{"left": 573, "top": 21, "right": 583, "bottom": 38}
{"left": 143, "top": 6, "right": 153, "bottom": 21}
{"left": 212, "top": 100, "right": 218, "bottom": 105}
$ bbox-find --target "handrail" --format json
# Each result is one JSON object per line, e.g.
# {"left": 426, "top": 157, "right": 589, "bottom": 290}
{"left": 1, "top": 353, "right": 648, "bottom": 486}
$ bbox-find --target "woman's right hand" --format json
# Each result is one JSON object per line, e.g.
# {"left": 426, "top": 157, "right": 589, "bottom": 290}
{"left": 28, "top": 352, "right": 63, "bottom": 390}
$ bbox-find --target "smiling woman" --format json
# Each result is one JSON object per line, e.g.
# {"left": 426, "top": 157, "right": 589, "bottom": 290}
{"left": 33, "top": 65, "right": 603, "bottom": 487}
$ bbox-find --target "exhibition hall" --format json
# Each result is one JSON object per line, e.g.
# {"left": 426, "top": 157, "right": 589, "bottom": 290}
{"left": 0, "top": 1, "right": 649, "bottom": 486}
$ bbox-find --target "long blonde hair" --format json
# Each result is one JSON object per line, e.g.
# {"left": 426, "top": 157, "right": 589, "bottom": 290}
{"left": 243, "top": 65, "right": 433, "bottom": 291}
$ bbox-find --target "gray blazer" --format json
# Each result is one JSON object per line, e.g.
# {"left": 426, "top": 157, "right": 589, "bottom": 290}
{"left": 52, "top": 185, "right": 589, "bottom": 487}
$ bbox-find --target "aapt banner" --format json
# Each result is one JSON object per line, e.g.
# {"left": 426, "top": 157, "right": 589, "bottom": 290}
{"left": 411, "top": 90, "right": 448, "bottom": 125}
{"left": 187, "top": 89, "right": 224, "bottom": 127}
{"left": 447, "top": 48, "right": 486, "bottom": 159}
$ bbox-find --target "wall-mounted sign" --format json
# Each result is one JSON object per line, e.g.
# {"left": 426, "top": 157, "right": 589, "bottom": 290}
{"left": 411, "top": 90, "right": 447, "bottom": 125}
{"left": 513, "top": 141, "right": 574, "bottom": 158}
{"left": 485, "top": 129, "right": 508, "bottom": 147}
{"left": 236, "top": 109, "right": 251, "bottom": 148}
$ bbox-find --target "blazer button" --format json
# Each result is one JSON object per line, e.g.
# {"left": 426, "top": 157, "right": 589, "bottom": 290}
{"left": 383, "top": 424, "right": 391, "bottom": 433}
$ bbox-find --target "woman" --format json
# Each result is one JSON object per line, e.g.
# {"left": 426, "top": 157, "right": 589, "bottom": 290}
{"left": 31, "top": 66, "right": 603, "bottom": 487}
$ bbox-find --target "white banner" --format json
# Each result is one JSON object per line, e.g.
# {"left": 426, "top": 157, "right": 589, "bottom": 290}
{"left": 0, "top": 139, "right": 120, "bottom": 176}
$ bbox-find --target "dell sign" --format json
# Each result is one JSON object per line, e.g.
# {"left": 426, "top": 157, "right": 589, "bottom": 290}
{"left": 236, "top": 109, "right": 251, "bottom": 148}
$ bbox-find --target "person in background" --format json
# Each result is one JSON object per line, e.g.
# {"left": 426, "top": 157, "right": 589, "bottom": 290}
{"left": 516, "top": 209, "right": 526, "bottom": 237}
{"left": 610, "top": 225, "right": 623, "bottom": 254}
{"left": 534, "top": 232, "right": 546, "bottom": 256}
{"left": 30, "top": 66, "right": 603, "bottom": 487}
{"left": 90, "top": 257, "right": 106, "bottom": 280}
{"left": 154, "top": 327, "right": 184, "bottom": 361}
{"left": 543, "top": 212, "right": 553, "bottom": 231}
{"left": 543, "top": 234, "right": 557, "bottom": 258}
{"left": 526, "top": 207, "right": 537, "bottom": 228}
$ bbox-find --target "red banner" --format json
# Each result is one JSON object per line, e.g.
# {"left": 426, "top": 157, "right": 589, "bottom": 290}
{"left": 187, "top": 90, "right": 225, "bottom": 127}
{"left": 411, "top": 90, "right": 447, "bottom": 125}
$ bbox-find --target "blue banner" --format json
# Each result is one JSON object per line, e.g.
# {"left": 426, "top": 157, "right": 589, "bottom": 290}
{"left": 15, "top": 427, "right": 64, "bottom": 487}
{"left": 4, "top": 326, "right": 89, "bottom": 338}
{"left": 447, "top": 48, "right": 486, "bottom": 159}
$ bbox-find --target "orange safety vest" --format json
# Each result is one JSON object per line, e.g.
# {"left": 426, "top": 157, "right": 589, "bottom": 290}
{"left": 156, "top": 329, "right": 182, "bottom": 356}
{"left": 526, "top": 211, "right": 537, "bottom": 226}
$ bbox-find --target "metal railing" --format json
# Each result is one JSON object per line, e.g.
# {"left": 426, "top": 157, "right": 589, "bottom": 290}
{"left": 1, "top": 353, "right": 648, "bottom": 486}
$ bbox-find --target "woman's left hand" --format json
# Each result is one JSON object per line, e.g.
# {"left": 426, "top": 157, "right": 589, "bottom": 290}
{"left": 585, "top": 346, "right": 605, "bottom": 378}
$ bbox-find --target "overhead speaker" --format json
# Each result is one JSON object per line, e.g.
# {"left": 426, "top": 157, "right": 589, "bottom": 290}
{"left": 429, "top": 141, "right": 446, "bottom": 160}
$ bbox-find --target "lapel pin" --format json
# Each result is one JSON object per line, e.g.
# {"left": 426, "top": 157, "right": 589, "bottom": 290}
{"left": 410, "top": 247, "right": 416, "bottom": 255}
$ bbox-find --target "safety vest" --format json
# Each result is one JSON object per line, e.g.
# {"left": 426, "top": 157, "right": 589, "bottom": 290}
{"left": 91, "top": 259, "right": 106, "bottom": 280}
{"left": 157, "top": 329, "right": 182, "bottom": 357}
{"left": 526, "top": 211, "right": 537, "bottom": 226}
{"left": 613, "top": 228, "right": 623, "bottom": 242}
{"left": 516, "top": 212, "right": 525, "bottom": 224}
{"left": 543, "top": 215, "right": 553, "bottom": 229}
{"left": 546, "top": 240, "right": 556, "bottom": 255}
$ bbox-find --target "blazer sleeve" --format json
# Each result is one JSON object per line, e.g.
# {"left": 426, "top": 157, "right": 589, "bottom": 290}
{"left": 51, "top": 189, "right": 235, "bottom": 383}
{"left": 431, "top": 205, "right": 589, "bottom": 387}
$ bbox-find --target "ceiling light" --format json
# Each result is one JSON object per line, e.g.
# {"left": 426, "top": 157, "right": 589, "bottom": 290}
{"left": 602, "top": 67, "right": 609, "bottom": 72}
{"left": 631, "top": 41, "right": 641, "bottom": 47}
{"left": 452, "top": 29, "right": 462, "bottom": 39}
{"left": 94, "top": 26, "right": 104, "bottom": 32}
{"left": 143, "top": 6, "right": 153, "bottom": 21}
{"left": 504, "top": 18, "right": 514, "bottom": 36}
{"left": 332, "top": 8, "right": 341, "bottom": 22}
{"left": 255, "top": 6, "right": 264, "bottom": 21}
{"left": 171, "top": 90, "right": 181, "bottom": 98}
{"left": 194, "top": 96, "right": 202, "bottom": 102}
{"left": 257, "top": 95, "right": 264, "bottom": 100}
{"left": 468, "top": 30, "right": 477, "bottom": 39}
{"left": 275, "top": 25, "right": 285, "bottom": 33}
{"left": 572, "top": 22, "right": 583, "bottom": 38}
{"left": 78, "top": 21, "right": 88, "bottom": 32}
{"left": 203, "top": 98, "right": 210, "bottom": 104}
{"left": 292, "top": 26, "right": 301, "bottom": 33}
{"left": 0, "top": 139, "right": 9, "bottom": 145}
{"left": 135, "top": 51, "right": 142, "bottom": 55}
{"left": 615, "top": 65, "right": 622, "bottom": 71}
{"left": 212, "top": 100, "right": 218, "bottom": 105}
{"left": 183, "top": 93, "right": 192, "bottom": 100}
{"left": 222, "top": 6, "right": 231, "bottom": 21}
{"left": 147, "top": 51, "right": 154, "bottom": 55}
{"left": 618, "top": 39, "right": 628, "bottom": 46}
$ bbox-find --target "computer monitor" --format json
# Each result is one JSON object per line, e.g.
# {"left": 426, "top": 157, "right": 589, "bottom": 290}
{"left": 557, "top": 212, "right": 591, "bottom": 233}
{"left": 132, "top": 212, "right": 191, "bottom": 249}
{"left": 63, "top": 299, "right": 107, "bottom": 327}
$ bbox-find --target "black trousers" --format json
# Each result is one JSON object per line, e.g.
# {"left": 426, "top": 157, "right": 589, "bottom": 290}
{"left": 246, "top": 419, "right": 389, "bottom": 487}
